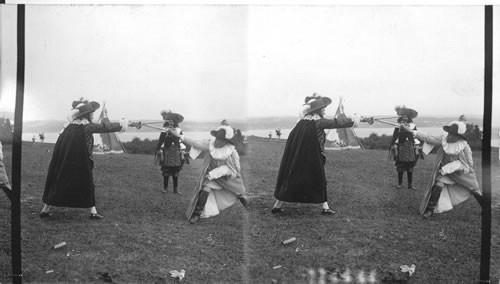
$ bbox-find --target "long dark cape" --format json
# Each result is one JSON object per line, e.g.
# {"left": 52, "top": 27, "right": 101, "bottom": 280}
{"left": 274, "top": 120, "right": 327, "bottom": 203}
{"left": 42, "top": 124, "right": 95, "bottom": 208}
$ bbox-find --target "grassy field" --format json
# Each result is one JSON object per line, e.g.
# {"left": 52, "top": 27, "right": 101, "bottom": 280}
{"left": 1, "top": 137, "right": 499, "bottom": 283}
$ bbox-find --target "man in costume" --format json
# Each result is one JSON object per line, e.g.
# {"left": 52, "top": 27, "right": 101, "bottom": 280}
{"left": 155, "top": 110, "right": 186, "bottom": 194}
{"left": 40, "top": 98, "right": 139, "bottom": 220}
{"left": 272, "top": 93, "right": 360, "bottom": 215}
{"left": 389, "top": 106, "right": 421, "bottom": 190}
{"left": 168, "top": 124, "right": 249, "bottom": 224}
{"left": 401, "top": 120, "right": 483, "bottom": 219}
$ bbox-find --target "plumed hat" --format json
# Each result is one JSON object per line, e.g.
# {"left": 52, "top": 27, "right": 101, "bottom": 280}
{"left": 161, "top": 110, "right": 184, "bottom": 124}
{"left": 302, "top": 93, "right": 332, "bottom": 116}
{"left": 443, "top": 120, "right": 467, "bottom": 140}
{"left": 395, "top": 105, "right": 418, "bottom": 120}
{"left": 71, "top": 98, "right": 100, "bottom": 120}
{"left": 210, "top": 125, "right": 235, "bottom": 148}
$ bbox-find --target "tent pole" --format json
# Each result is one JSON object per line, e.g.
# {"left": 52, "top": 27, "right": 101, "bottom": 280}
{"left": 479, "top": 5, "right": 492, "bottom": 283}
{"left": 11, "top": 4, "right": 25, "bottom": 283}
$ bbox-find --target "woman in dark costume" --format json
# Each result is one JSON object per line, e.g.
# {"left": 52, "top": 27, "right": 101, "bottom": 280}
{"left": 389, "top": 106, "right": 420, "bottom": 190}
{"left": 156, "top": 110, "right": 185, "bottom": 194}
{"left": 271, "top": 94, "right": 359, "bottom": 215}
{"left": 40, "top": 98, "right": 138, "bottom": 220}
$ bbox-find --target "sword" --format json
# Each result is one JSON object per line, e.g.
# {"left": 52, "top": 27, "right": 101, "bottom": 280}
{"left": 373, "top": 118, "right": 400, "bottom": 127}
{"left": 140, "top": 122, "right": 164, "bottom": 131}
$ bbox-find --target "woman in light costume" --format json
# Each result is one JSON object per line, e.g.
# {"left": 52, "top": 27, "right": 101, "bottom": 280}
{"left": 168, "top": 124, "right": 249, "bottom": 224}
{"left": 401, "top": 120, "right": 483, "bottom": 219}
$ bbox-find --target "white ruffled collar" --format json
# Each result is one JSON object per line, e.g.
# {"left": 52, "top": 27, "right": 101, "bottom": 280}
{"left": 300, "top": 113, "right": 322, "bottom": 121}
{"left": 60, "top": 118, "right": 90, "bottom": 134}
{"left": 71, "top": 118, "right": 90, "bottom": 125}
{"left": 442, "top": 133, "right": 467, "bottom": 155}
{"left": 209, "top": 138, "right": 235, "bottom": 160}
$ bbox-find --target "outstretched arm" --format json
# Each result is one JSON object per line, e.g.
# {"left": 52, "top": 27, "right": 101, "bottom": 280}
{"left": 400, "top": 125, "right": 442, "bottom": 146}
{"left": 86, "top": 121, "right": 123, "bottom": 134}
{"left": 167, "top": 128, "right": 210, "bottom": 151}
{"left": 316, "top": 117, "right": 355, "bottom": 130}
{"left": 413, "top": 132, "right": 442, "bottom": 146}
{"left": 181, "top": 136, "right": 210, "bottom": 151}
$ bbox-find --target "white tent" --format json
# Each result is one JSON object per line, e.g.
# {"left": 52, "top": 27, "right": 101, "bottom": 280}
{"left": 93, "top": 103, "right": 127, "bottom": 154}
{"left": 325, "top": 98, "right": 364, "bottom": 150}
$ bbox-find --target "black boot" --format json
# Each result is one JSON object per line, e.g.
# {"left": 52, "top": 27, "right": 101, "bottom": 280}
{"left": 407, "top": 170, "right": 416, "bottom": 190}
{"left": 238, "top": 195, "right": 249, "bottom": 209}
{"left": 423, "top": 185, "right": 442, "bottom": 219}
{"left": 190, "top": 190, "right": 209, "bottom": 224}
{"left": 397, "top": 171, "right": 403, "bottom": 189}
{"left": 162, "top": 176, "right": 169, "bottom": 193}
{"left": 173, "top": 176, "right": 181, "bottom": 194}
{"left": 472, "top": 191, "right": 484, "bottom": 207}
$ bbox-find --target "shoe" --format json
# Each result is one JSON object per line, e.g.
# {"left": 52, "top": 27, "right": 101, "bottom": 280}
{"left": 39, "top": 212, "right": 52, "bottom": 218}
{"left": 408, "top": 185, "right": 416, "bottom": 190}
{"left": 239, "top": 196, "right": 249, "bottom": 209}
{"left": 90, "top": 213, "right": 104, "bottom": 220}
{"left": 422, "top": 210, "right": 433, "bottom": 220}
{"left": 161, "top": 189, "right": 167, "bottom": 194}
{"left": 173, "top": 188, "right": 182, "bottom": 195}
{"left": 472, "top": 191, "right": 484, "bottom": 207}
{"left": 396, "top": 184, "right": 402, "bottom": 189}
{"left": 189, "top": 214, "right": 200, "bottom": 224}
{"left": 271, "top": 207, "right": 283, "bottom": 214}
{"left": 321, "top": 209, "right": 336, "bottom": 215}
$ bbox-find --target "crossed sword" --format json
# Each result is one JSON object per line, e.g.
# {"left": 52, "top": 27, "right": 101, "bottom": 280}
{"left": 128, "top": 120, "right": 165, "bottom": 131}
{"left": 132, "top": 117, "right": 402, "bottom": 131}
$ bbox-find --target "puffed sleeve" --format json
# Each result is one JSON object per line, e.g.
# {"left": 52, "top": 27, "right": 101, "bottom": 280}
{"left": 390, "top": 127, "right": 399, "bottom": 145}
{"left": 232, "top": 149, "right": 241, "bottom": 173}
{"left": 414, "top": 132, "right": 442, "bottom": 146}
{"left": 85, "top": 121, "right": 122, "bottom": 134}
{"left": 182, "top": 136, "right": 210, "bottom": 152}
{"left": 156, "top": 131, "right": 167, "bottom": 151}
{"left": 464, "top": 144, "right": 474, "bottom": 168}
{"left": 316, "top": 117, "right": 354, "bottom": 130}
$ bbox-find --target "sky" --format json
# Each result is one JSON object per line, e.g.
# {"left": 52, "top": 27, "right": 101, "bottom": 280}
{"left": 0, "top": 4, "right": 499, "bottom": 125}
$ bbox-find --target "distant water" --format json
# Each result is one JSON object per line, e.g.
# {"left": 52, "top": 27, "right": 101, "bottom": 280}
{"left": 23, "top": 126, "right": 500, "bottom": 147}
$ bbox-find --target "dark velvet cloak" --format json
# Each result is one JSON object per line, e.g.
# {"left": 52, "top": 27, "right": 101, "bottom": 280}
{"left": 42, "top": 124, "right": 95, "bottom": 208}
{"left": 274, "top": 120, "right": 326, "bottom": 203}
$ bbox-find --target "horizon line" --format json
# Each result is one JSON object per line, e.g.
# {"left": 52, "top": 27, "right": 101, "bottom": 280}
{"left": 14, "top": 113, "right": 487, "bottom": 122}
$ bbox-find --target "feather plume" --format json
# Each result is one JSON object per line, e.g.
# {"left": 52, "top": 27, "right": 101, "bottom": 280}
{"left": 304, "top": 92, "right": 319, "bottom": 104}
{"left": 394, "top": 105, "right": 406, "bottom": 115}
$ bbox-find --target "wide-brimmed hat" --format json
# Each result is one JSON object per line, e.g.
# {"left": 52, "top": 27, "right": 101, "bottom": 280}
{"left": 210, "top": 125, "right": 235, "bottom": 148}
{"left": 72, "top": 100, "right": 100, "bottom": 119}
{"left": 443, "top": 121, "right": 467, "bottom": 140}
{"left": 395, "top": 105, "right": 418, "bottom": 120}
{"left": 161, "top": 110, "right": 184, "bottom": 124}
{"left": 303, "top": 93, "right": 332, "bottom": 115}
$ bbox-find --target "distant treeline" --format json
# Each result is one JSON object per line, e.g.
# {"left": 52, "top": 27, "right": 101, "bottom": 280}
{"left": 123, "top": 130, "right": 248, "bottom": 155}
{"left": 359, "top": 123, "right": 483, "bottom": 151}
{"left": 0, "top": 117, "right": 13, "bottom": 143}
